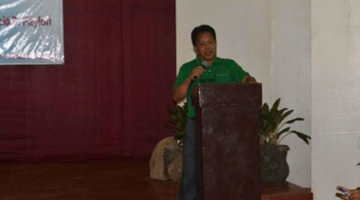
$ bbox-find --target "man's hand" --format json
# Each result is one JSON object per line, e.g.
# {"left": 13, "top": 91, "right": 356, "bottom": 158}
{"left": 172, "top": 65, "right": 206, "bottom": 103}
{"left": 242, "top": 75, "right": 257, "bottom": 83}
{"left": 189, "top": 66, "right": 206, "bottom": 80}
{"left": 336, "top": 186, "right": 360, "bottom": 200}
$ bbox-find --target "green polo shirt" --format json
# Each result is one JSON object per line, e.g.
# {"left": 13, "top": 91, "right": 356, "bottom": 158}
{"left": 173, "top": 57, "right": 249, "bottom": 118}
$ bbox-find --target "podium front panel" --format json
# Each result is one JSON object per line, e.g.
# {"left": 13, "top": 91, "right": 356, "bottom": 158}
{"left": 193, "top": 83, "right": 262, "bottom": 200}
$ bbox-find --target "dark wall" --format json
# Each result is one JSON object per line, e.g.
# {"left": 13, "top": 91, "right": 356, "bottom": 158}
{"left": 0, "top": 0, "right": 176, "bottom": 162}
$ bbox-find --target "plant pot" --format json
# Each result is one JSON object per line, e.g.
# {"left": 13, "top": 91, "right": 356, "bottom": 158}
{"left": 260, "top": 144, "right": 290, "bottom": 183}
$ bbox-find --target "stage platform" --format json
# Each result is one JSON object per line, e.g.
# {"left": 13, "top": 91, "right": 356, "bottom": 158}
{"left": 261, "top": 182, "right": 312, "bottom": 200}
{"left": 0, "top": 158, "right": 312, "bottom": 200}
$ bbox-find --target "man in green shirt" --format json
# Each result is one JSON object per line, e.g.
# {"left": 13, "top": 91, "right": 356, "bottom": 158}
{"left": 172, "top": 24, "right": 256, "bottom": 200}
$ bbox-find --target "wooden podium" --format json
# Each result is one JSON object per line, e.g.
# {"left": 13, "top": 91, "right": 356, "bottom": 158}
{"left": 192, "top": 83, "right": 262, "bottom": 200}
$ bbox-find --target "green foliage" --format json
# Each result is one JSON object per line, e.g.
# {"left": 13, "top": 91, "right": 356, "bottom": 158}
{"left": 165, "top": 98, "right": 311, "bottom": 147}
{"left": 260, "top": 98, "right": 311, "bottom": 145}
{"left": 164, "top": 103, "right": 188, "bottom": 147}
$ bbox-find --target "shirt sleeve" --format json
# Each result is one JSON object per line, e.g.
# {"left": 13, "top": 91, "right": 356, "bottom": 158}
{"left": 230, "top": 60, "right": 249, "bottom": 83}
{"left": 173, "top": 64, "right": 192, "bottom": 88}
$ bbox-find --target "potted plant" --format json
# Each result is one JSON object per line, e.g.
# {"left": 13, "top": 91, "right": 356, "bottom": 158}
{"left": 259, "top": 98, "right": 311, "bottom": 182}
{"left": 164, "top": 103, "right": 188, "bottom": 147}
{"left": 149, "top": 103, "right": 188, "bottom": 182}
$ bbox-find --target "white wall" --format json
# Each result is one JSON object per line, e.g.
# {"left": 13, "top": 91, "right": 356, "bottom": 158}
{"left": 312, "top": 0, "right": 360, "bottom": 199}
{"left": 270, "top": 0, "right": 311, "bottom": 187}
{"left": 176, "top": 0, "right": 311, "bottom": 187}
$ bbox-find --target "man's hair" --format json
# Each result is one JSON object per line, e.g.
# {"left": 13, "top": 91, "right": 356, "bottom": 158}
{"left": 191, "top": 24, "right": 216, "bottom": 46}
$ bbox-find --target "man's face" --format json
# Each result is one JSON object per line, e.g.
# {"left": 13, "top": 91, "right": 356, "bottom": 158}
{"left": 194, "top": 32, "right": 217, "bottom": 63}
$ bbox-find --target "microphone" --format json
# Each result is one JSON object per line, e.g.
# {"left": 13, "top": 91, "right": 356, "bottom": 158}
{"left": 193, "top": 61, "right": 209, "bottom": 80}
{"left": 201, "top": 60, "right": 209, "bottom": 69}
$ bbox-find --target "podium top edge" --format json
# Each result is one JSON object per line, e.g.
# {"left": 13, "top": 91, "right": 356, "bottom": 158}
{"left": 192, "top": 83, "right": 262, "bottom": 108}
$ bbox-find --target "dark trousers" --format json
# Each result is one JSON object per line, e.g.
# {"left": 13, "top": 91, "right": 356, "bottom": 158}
{"left": 176, "top": 118, "right": 201, "bottom": 200}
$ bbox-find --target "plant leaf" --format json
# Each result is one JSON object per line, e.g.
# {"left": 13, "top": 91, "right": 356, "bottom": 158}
{"left": 262, "top": 103, "right": 270, "bottom": 113}
{"left": 277, "top": 127, "right": 290, "bottom": 137}
{"left": 164, "top": 102, "right": 188, "bottom": 147}
{"left": 270, "top": 98, "right": 281, "bottom": 113}
{"left": 278, "top": 109, "right": 293, "bottom": 124}
{"left": 290, "top": 130, "right": 311, "bottom": 145}
{"left": 284, "top": 117, "right": 304, "bottom": 124}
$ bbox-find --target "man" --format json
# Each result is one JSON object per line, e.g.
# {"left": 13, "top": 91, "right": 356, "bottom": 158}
{"left": 172, "top": 24, "right": 256, "bottom": 200}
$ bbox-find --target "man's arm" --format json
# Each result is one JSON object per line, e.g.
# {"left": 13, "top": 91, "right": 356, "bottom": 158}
{"left": 172, "top": 77, "right": 192, "bottom": 103}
